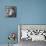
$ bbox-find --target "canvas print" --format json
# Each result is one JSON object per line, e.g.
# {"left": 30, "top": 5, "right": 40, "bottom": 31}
{"left": 5, "top": 6, "right": 16, "bottom": 17}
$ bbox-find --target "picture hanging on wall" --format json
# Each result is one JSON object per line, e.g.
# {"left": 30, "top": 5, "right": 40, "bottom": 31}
{"left": 5, "top": 6, "right": 16, "bottom": 17}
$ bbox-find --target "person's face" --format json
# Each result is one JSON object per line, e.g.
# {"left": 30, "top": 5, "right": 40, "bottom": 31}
{"left": 6, "top": 8, "right": 14, "bottom": 16}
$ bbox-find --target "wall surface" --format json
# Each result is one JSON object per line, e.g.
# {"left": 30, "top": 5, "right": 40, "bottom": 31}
{"left": 0, "top": 0, "right": 46, "bottom": 44}
{"left": 20, "top": 0, "right": 46, "bottom": 24}
{"left": 0, "top": 0, "right": 19, "bottom": 44}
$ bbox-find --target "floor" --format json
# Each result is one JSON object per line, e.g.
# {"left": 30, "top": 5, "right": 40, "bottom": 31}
{"left": 0, "top": 44, "right": 18, "bottom": 46}
{"left": 0, "top": 40, "right": 46, "bottom": 46}
{"left": 19, "top": 40, "right": 46, "bottom": 46}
